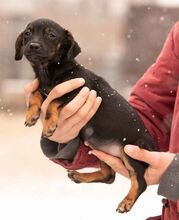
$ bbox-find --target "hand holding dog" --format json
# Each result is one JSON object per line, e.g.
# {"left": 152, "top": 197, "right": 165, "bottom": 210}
{"left": 24, "top": 78, "right": 102, "bottom": 143}
{"left": 90, "top": 145, "right": 175, "bottom": 185}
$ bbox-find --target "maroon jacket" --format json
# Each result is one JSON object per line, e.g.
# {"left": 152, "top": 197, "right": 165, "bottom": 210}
{"left": 51, "top": 22, "right": 179, "bottom": 219}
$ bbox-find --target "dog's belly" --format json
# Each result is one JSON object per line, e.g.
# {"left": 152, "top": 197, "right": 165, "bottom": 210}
{"left": 84, "top": 139, "right": 123, "bottom": 158}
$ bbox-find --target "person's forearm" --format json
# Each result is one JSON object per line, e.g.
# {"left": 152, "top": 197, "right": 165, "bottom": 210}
{"left": 158, "top": 154, "right": 179, "bottom": 201}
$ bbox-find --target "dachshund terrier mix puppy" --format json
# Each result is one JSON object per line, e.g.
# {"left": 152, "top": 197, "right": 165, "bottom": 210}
{"left": 15, "top": 18, "right": 156, "bottom": 213}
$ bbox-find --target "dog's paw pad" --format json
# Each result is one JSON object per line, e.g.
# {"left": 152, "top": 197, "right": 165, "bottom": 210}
{"left": 116, "top": 198, "right": 134, "bottom": 213}
{"left": 67, "top": 170, "right": 81, "bottom": 183}
{"left": 43, "top": 122, "right": 57, "bottom": 137}
{"left": 25, "top": 114, "right": 39, "bottom": 127}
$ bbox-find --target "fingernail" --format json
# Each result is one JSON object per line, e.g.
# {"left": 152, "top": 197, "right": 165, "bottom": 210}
{"left": 81, "top": 87, "right": 90, "bottom": 94}
{"left": 90, "top": 90, "right": 97, "bottom": 96}
{"left": 78, "top": 78, "right": 85, "bottom": 84}
{"left": 96, "top": 97, "right": 102, "bottom": 102}
{"left": 124, "top": 145, "right": 139, "bottom": 154}
{"left": 124, "top": 145, "right": 134, "bottom": 154}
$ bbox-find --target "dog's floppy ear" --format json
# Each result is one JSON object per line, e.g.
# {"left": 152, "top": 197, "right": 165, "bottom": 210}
{"left": 64, "top": 30, "right": 81, "bottom": 60}
{"left": 15, "top": 32, "right": 24, "bottom": 60}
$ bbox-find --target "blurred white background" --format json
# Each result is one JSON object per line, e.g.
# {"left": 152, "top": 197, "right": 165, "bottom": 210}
{"left": 0, "top": 0, "right": 178, "bottom": 219}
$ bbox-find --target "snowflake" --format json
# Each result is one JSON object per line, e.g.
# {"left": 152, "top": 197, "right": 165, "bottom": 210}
{"left": 123, "top": 138, "right": 127, "bottom": 142}
{"left": 160, "top": 16, "right": 164, "bottom": 22}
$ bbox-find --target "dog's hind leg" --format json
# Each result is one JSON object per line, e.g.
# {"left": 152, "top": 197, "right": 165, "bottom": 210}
{"left": 68, "top": 161, "right": 116, "bottom": 184}
{"left": 116, "top": 151, "right": 147, "bottom": 213}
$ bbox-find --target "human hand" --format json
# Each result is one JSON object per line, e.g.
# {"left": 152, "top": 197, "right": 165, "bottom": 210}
{"left": 24, "top": 78, "right": 102, "bottom": 143}
{"left": 90, "top": 145, "right": 175, "bottom": 185}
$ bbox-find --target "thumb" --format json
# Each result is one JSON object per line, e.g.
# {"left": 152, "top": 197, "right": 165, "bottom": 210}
{"left": 124, "top": 145, "right": 154, "bottom": 164}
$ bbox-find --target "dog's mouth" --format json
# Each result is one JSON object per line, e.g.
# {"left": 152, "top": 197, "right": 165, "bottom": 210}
{"left": 25, "top": 53, "right": 48, "bottom": 64}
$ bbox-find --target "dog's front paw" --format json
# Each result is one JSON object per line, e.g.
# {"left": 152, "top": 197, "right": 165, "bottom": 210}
{"left": 43, "top": 119, "right": 57, "bottom": 137}
{"left": 25, "top": 106, "right": 40, "bottom": 126}
{"left": 67, "top": 170, "right": 82, "bottom": 183}
{"left": 116, "top": 197, "right": 135, "bottom": 213}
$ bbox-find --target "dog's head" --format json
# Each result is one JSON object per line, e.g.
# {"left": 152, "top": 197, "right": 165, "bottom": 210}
{"left": 15, "top": 18, "right": 81, "bottom": 65}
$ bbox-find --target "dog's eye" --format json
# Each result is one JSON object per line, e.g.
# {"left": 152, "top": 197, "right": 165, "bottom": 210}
{"left": 24, "top": 29, "right": 32, "bottom": 38}
{"left": 48, "top": 32, "right": 57, "bottom": 40}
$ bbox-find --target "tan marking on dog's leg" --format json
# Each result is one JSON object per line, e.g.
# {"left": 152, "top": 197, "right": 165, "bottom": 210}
{"left": 116, "top": 150, "right": 139, "bottom": 213}
{"left": 25, "top": 90, "right": 43, "bottom": 126}
{"left": 68, "top": 162, "right": 115, "bottom": 184}
{"left": 43, "top": 101, "right": 60, "bottom": 137}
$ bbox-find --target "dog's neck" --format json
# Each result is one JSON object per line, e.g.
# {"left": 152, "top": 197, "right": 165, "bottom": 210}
{"left": 31, "top": 59, "right": 79, "bottom": 95}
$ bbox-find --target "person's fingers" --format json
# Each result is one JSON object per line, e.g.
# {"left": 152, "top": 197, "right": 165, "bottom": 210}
{"left": 65, "top": 89, "right": 97, "bottom": 124}
{"left": 59, "top": 87, "right": 90, "bottom": 119}
{"left": 90, "top": 149, "right": 129, "bottom": 177}
{"left": 71, "top": 96, "right": 102, "bottom": 131}
{"left": 124, "top": 145, "right": 158, "bottom": 166}
{"left": 24, "top": 79, "right": 39, "bottom": 106}
{"left": 49, "top": 95, "right": 102, "bottom": 143}
{"left": 41, "top": 78, "right": 85, "bottom": 114}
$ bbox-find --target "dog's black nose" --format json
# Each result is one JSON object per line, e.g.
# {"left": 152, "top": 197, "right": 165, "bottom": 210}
{"left": 29, "top": 42, "right": 41, "bottom": 51}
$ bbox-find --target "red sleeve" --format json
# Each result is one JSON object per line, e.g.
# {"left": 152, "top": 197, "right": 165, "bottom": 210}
{"left": 129, "top": 22, "right": 179, "bottom": 152}
{"left": 50, "top": 141, "right": 100, "bottom": 170}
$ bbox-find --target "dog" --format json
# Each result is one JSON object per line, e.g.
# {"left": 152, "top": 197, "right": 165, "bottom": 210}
{"left": 15, "top": 18, "right": 156, "bottom": 213}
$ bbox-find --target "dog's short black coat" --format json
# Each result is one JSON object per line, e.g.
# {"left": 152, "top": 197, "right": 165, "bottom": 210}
{"left": 15, "top": 18, "right": 156, "bottom": 213}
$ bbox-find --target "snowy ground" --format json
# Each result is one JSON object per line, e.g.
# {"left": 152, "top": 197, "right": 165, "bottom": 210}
{"left": 0, "top": 113, "right": 163, "bottom": 220}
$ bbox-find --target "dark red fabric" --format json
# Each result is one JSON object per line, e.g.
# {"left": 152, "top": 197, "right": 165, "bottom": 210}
{"left": 129, "top": 22, "right": 179, "bottom": 153}
{"left": 50, "top": 142, "right": 100, "bottom": 170}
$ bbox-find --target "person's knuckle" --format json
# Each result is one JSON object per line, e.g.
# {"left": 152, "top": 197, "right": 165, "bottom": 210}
{"left": 77, "top": 109, "right": 86, "bottom": 119}
{"left": 63, "top": 104, "right": 74, "bottom": 115}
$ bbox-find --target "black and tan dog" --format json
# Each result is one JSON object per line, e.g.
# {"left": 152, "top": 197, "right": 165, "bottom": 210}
{"left": 15, "top": 18, "right": 156, "bottom": 213}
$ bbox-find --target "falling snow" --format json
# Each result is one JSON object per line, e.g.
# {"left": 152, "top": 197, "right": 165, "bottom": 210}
{"left": 123, "top": 137, "right": 127, "bottom": 142}
{"left": 160, "top": 16, "right": 165, "bottom": 22}
{"left": 135, "top": 58, "right": 140, "bottom": 62}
